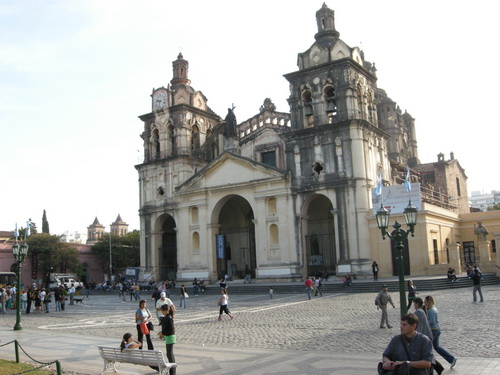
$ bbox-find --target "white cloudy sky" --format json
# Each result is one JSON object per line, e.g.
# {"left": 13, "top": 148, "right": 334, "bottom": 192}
{"left": 1, "top": 0, "right": 498, "bottom": 236}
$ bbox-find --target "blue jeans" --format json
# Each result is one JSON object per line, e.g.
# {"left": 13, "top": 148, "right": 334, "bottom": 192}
{"left": 180, "top": 296, "right": 186, "bottom": 308}
{"left": 55, "top": 301, "right": 61, "bottom": 311}
{"left": 306, "top": 287, "right": 312, "bottom": 300}
{"left": 473, "top": 285, "right": 484, "bottom": 302}
{"left": 432, "top": 329, "right": 455, "bottom": 364}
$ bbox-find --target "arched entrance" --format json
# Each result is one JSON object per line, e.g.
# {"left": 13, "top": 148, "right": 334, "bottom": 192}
{"left": 215, "top": 195, "right": 256, "bottom": 280}
{"left": 304, "top": 194, "right": 336, "bottom": 277}
{"left": 159, "top": 214, "right": 177, "bottom": 281}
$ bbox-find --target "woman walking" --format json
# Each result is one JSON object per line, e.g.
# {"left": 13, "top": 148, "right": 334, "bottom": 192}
{"left": 135, "top": 299, "right": 154, "bottom": 350}
{"left": 406, "top": 280, "right": 417, "bottom": 312}
{"left": 424, "top": 295, "right": 458, "bottom": 369}
{"left": 179, "top": 284, "right": 187, "bottom": 308}
{"left": 159, "top": 304, "right": 176, "bottom": 375}
{"left": 218, "top": 289, "right": 233, "bottom": 321}
{"left": 372, "top": 261, "right": 379, "bottom": 281}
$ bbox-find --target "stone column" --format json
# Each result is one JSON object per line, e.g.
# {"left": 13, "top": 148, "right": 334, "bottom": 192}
{"left": 477, "top": 241, "right": 492, "bottom": 272}
{"left": 447, "top": 242, "right": 462, "bottom": 275}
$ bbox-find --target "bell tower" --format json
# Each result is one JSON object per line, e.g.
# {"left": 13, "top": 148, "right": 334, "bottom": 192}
{"left": 171, "top": 53, "right": 190, "bottom": 86}
{"left": 283, "top": 3, "right": 391, "bottom": 276}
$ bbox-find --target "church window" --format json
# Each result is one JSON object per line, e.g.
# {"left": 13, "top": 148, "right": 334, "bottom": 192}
{"left": 456, "top": 177, "right": 461, "bottom": 197}
{"left": 211, "top": 143, "right": 218, "bottom": 160}
{"left": 191, "top": 125, "right": 200, "bottom": 151}
{"left": 152, "top": 129, "right": 160, "bottom": 159}
{"left": 168, "top": 125, "right": 175, "bottom": 155}
{"left": 324, "top": 86, "right": 337, "bottom": 117}
{"left": 261, "top": 150, "right": 276, "bottom": 167}
{"left": 313, "top": 161, "right": 324, "bottom": 175}
{"left": 433, "top": 239, "right": 439, "bottom": 264}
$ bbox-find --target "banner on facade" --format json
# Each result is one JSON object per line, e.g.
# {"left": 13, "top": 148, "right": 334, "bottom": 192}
{"left": 216, "top": 234, "right": 226, "bottom": 259}
{"left": 372, "top": 182, "right": 422, "bottom": 215}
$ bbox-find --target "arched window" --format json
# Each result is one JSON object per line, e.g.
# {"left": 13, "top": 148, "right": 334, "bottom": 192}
{"left": 168, "top": 125, "right": 175, "bottom": 155}
{"left": 191, "top": 125, "right": 200, "bottom": 151}
{"left": 152, "top": 128, "right": 160, "bottom": 159}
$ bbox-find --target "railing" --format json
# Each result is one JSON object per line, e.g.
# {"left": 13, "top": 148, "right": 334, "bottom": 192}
{"left": 0, "top": 340, "right": 62, "bottom": 374}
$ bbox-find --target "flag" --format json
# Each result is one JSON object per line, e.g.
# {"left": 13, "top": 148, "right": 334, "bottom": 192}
{"left": 25, "top": 219, "right": 31, "bottom": 237}
{"left": 375, "top": 171, "right": 382, "bottom": 196}
{"left": 404, "top": 167, "right": 411, "bottom": 192}
{"left": 14, "top": 223, "right": 19, "bottom": 239}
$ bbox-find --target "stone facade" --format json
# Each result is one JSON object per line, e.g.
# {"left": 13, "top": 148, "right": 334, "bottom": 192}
{"left": 134, "top": 4, "right": 497, "bottom": 282}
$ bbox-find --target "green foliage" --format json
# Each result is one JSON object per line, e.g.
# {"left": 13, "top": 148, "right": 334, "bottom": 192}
{"left": 42, "top": 209, "right": 50, "bottom": 234}
{"left": 486, "top": 204, "right": 500, "bottom": 211}
{"left": 91, "top": 230, "right": 140, "bottom": 274}
{"left": 26, "top": 233, "right": 82, "bottom": 282}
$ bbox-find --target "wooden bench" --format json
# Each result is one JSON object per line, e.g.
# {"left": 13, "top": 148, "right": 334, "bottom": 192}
{"left": 97, "top": 346, "right": 176, "bottom": 375}
{"left": 73, "top": 297, "right": 84, "bottom": 305}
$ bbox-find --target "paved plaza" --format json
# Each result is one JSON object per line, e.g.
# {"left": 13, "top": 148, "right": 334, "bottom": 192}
{"left": 0, "top": 283, "right": 499, "bottom": 374}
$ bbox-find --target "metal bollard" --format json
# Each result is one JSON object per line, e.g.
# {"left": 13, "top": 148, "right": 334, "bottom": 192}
{"left": 15, "top": 340, "right": 19, "bottom": 363}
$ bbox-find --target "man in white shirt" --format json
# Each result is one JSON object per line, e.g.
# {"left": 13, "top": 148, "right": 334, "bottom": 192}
{"left": 155, "top": 292, "right": 175, "bottom": 323}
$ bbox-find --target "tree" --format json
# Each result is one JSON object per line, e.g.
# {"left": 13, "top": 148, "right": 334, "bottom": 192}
{"left": 91, "top": 230, "right": 140, "bottom": 275}
{"left": 42, "top": 209, "right": 50, "bottom": 234}
{"left": 26, "top": 233, "right": 82, "bottom": 287}
{"left": 487, "top": 204, "right": 500, "bottom": 211}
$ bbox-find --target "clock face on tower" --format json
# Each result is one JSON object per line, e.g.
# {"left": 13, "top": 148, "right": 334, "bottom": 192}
{"left": 153, "top": 91, "right": 167, "bottom": 110}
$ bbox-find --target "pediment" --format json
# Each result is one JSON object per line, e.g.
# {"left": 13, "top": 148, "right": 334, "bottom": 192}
{"left": 178, "top": 153, "right": 287, "bottom": 193}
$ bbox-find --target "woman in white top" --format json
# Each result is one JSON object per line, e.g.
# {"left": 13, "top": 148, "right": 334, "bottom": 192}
{"left": 217, "top": 289, "right": 233, "bottom": 321}
{"left": 135, "top": 299, "right": 154, "bottom": 350}
{"left": 120, "top": 332, "right": 142, "bottom": 351}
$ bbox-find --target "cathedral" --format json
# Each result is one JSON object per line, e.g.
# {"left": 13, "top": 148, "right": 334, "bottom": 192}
{"left": 135, "top": 4, "right": 497, "bottom": 282}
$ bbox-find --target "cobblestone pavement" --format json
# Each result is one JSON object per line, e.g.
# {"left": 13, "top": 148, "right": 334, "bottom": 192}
{"left": 1, "top": 284, "right": 498, "bottom": 359}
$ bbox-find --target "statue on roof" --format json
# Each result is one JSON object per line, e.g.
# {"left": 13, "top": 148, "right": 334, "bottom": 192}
{"left": 259, "top": 98, "right": 276, "bottom": 113}
{"left": 223, "top": 106, "right": 238, "bottom": 138}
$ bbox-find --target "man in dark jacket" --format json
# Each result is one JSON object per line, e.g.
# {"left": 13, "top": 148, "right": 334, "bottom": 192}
{"left": 471, "top": 269, "right": 484, "bottom": 302}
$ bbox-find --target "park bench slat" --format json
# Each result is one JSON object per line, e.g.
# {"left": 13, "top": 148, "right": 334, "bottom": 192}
{"left": 97, "top": 345, "right": 176, "bottom": 375}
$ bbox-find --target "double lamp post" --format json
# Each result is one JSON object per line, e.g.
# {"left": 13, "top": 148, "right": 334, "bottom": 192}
{"left": 375, "top": 201, "right": 418, "bottom": 318}
{"left": 12, "top": 241, "right": 29, "bottom": 331}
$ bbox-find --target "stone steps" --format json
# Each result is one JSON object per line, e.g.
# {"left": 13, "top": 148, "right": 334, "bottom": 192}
{"left": 201, "top": 273, "right": 499, "bottom": 295}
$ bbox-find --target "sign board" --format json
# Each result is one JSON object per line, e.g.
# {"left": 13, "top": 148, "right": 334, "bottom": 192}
{"left": 372, "top": 183, "right": 422, "bottom": 215}
{"left": 216, "top": 234, "right": 226, "bottom": 259}
{"left": 125, "top": 267, "right": 140, "bottom": 283}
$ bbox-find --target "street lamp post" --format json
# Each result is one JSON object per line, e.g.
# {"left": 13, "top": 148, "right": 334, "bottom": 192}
{"left": 108, "top": 232, "right": 112, "bottom": 282}
{"left": 12, "top": 242, "right": 29, "bottom": 331}
{"left": 376, "top": 201, "right": 418, "bottom": 318}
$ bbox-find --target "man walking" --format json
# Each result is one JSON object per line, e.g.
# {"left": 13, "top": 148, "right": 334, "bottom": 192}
{"left": 375, "top": 285, "right": 395, "bottom": 329}
{"left": 155, "top": 292, "right": 175, "bottom": 324}
{"left": 304, "top": 277, "right": 313, "bottom": 300}
{"left": 68, "top": 284, "right": 75, "bottom": 305}
{"left": 413, "top": 298, "right": 433, "bottom": 340}
{"left": 471, "top": 269, "right": 484, "bottom": 302}
{"left": 381, "top": 313, "right": 434, "bottom": 374}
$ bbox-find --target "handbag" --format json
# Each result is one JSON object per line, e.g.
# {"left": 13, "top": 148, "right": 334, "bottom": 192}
{"left": 377, "top": 362, "right": 413, "bottom": 375}
{"left": 140, "top": 322, "right": 149, "bottom": 335}
{"left": 146, "top": 309, "right": 154, "bottom": 331}
{"left": 184, "top": 292, "right": 189, "bottom": 299}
